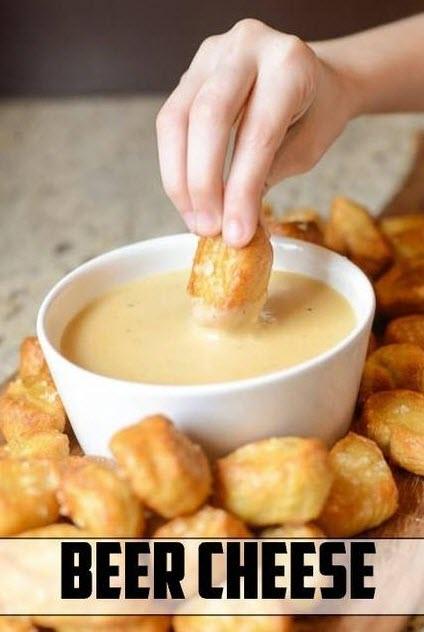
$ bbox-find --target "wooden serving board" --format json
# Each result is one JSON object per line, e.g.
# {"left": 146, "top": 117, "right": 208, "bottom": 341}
{"left": 302, "top": 132, "right": 424, "bottom": 632}
{"left": 2, "top": 133, "right": 424, "bottom": 632}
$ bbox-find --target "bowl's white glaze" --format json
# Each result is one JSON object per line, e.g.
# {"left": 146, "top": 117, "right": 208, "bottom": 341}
{"left": 37, "top": 234, "right": 375, "bottom": 456}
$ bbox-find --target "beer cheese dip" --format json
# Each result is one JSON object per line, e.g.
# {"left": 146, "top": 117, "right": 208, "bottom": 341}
{"left": 61, "top": 269, "right": 355, "bottom": 385}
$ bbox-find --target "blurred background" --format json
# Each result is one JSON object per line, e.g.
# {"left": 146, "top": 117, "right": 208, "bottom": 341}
{"left": 0, "top": 0, "right": 424, "bottom": 378}
{"left": 1, "top": 0, "right": 423, "bottom": 95}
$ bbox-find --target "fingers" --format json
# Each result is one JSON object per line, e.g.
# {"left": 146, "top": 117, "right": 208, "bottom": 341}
{"left": 157, "top": 22, "right": 321, "bottom": 246}
{"left": 156, "top": 36, "right": 221, "bottom": 232}
{"left": 187, "top": 61, "right": 256, "bottom": 236}
{"left": 267, "top": 63, "right": 344, "bottom": 187}
{"left": 266, "top": 96, "right": 342, "bottom": 187}
{"left": 222, "top": 72, "right": 300, "bottom": 247}
{"left": 266, "top": 119, "right": 318, "bottom": 186}
{"left": 156, "top": 75, "right": 199, "bottom": 231}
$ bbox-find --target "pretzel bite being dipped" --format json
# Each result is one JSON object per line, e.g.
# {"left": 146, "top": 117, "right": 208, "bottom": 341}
{"left": 187, "top": 225, "right": 273, "bottom": 328}
{"left": 0, "top": 458, "right": 60, "bottom": 536}
{"left": 375, "top": 259, "right": 424, "bottom": 317}
{"left": 154, "top": 505, "right": 250, "bottom": 538}
{"left": 380, "top": 214, "right": 424, "bottom": 260}
{"left": 362, "top": 389, "right": 424, "bottom": 476}
{"left": 384, "top": 314, "right": 424, "bottom": 349}
{"left": 318, "top": 433, "right": 398, "bottom": 537}
{"left": 57, "top": 458, "right": 144, "bottom": 537}
{"left": 215, "top": 437, "right": 333, "bottom": 526}
{"left": 324, "top": 197, "right": 392, "bottom": 278}
{"left": 360, "top": 343, "right": 424, "bottom": 402}
{"left": 110, "top": 415, "right": 212, "bottom": 518}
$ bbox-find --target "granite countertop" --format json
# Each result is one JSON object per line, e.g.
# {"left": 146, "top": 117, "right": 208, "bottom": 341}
{"left": 0, "top": 96, "right": 424, "bottom": 382}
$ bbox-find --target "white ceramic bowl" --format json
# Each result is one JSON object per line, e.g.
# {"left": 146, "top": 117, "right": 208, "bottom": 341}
{"left": 37, "top": 233, "right": 375, "bottom": 457}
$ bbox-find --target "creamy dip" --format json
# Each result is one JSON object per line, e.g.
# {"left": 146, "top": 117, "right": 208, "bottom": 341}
{"left": 61, "top": 269, "right": 355, "bottom": 385}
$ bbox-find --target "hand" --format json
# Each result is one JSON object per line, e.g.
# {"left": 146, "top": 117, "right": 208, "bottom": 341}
{"left": 156, "top": 19, "right": 359, "bottom": 247}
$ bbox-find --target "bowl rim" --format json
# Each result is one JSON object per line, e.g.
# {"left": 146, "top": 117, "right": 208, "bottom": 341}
{"left": 37, "top": 233, "right": 375, "bottom": 395}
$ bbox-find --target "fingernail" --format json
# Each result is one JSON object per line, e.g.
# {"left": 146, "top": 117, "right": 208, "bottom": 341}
{"left": 224, "top": 218, "right": 244, "bottom": 246}
{"left": 184, "top": 212, "right": 196, "bottom": 233}
{"left": 196, "top": 213, "right": 220, "bottom": 236}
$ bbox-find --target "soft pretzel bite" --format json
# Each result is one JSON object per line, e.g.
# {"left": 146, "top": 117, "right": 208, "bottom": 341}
{"left": 362, "top": 389, "right": 424, "bottom": 476}
{"left": 215, "top": 437, "right": 333, "bottom": 526}
{"left": 187, "top": 225, "right": 273, "bottom": 328}
{"left": 265, "top": 219, "right": 323, "bottom": 245}
{"left": 380, "top": 214, "right": 424, "bottom": 260}
{"left": 110, "top": 415, "right": 211, "bottom": 518}
{"left": 0, "top": 335, "right": 66, "bottom": 442}
{"left": 261, "top": 202, "right": 322, "bottom": 226}
{"left": 261, "top": 200, "right": 323, "bottom": 244}
{"left": 19, "top": 336, "right": 50, "bottom": 380}
{"left": 19, "top": 523, "right": 90, "bottom": 538}
{"left": 33, "top": 616, "right": 171, "bottom": 632}
{"left": 153, "top": 505, "right": 250, "bottom": 600}
{"left": 375, "top": 259, "right": 424, "bottom": 317}
{"left": 283, "top": 207, "right": 323, "bottom": 226}
{"left": 0, "top": 618, "right": 35, "bottom": 632}
{"left": 324, "top": 197, "right": 392, "bottom": 277}
{"left": 0, "top": 429, "right": 69, "bottom": 459}
{"left": 0, "top": 375, "right": 66, "bottom": 442}
{"left": 154, "top": 505, "right": 250, "bottom": 538}
{"left": 385, "top": 314, "right": 424, "bottom": 349}
{"left": 359, "top": 343, "right": 424, "bottom": 402}
{"left": 318, "top": 433, "right": 398, "bottom": 537}
{"left": 260, "top": 524, "right": 325, "bottom": 539}
{"left": 367, "top": 332, "right": 378, "bottom": 357}
{"left": 173, "top": 614, "right": 292, "bottom": 632}
{"left": 0, "top": 458, "right": 60, "bottom": 535}
{"left": 57, "top": 458, "right": 144, "bottom": 537}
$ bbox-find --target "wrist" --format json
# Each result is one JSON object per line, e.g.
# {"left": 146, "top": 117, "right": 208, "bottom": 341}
{"left": 310, "top": 38, "right": 370, "bottom": 119}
